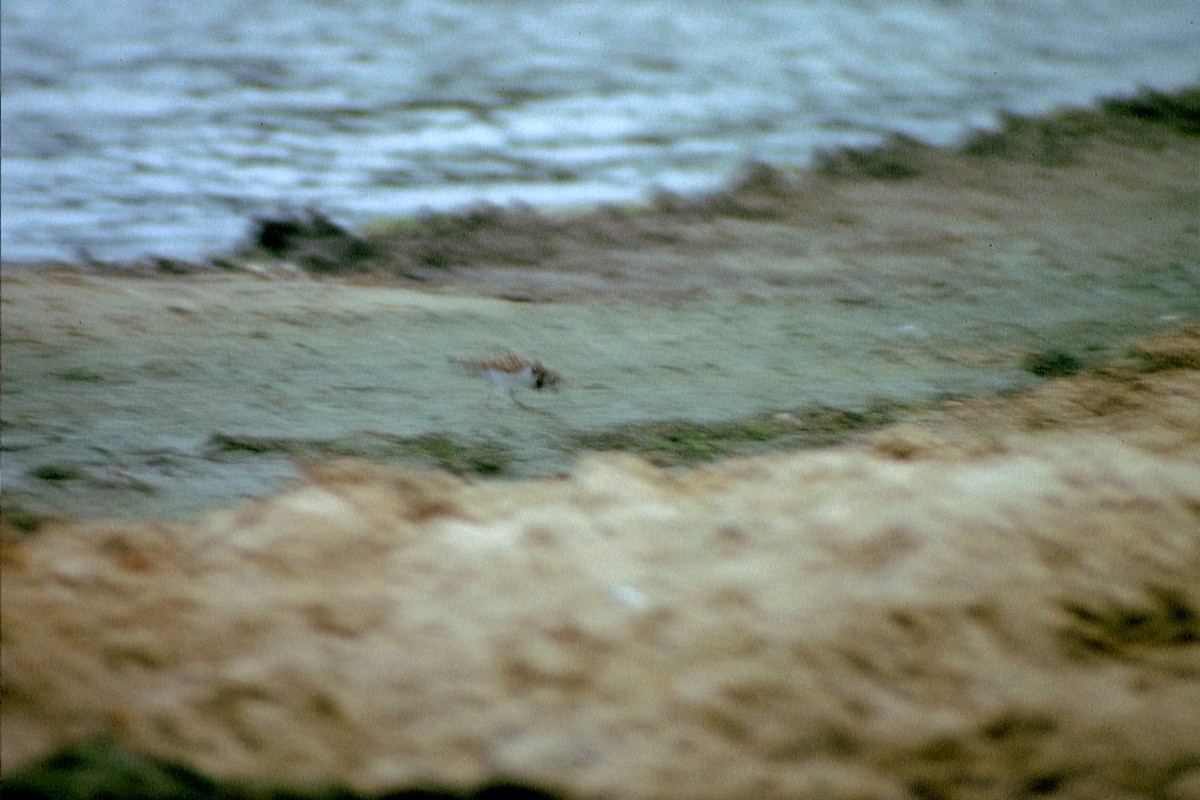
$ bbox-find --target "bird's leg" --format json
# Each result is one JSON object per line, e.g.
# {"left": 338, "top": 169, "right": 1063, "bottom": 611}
{"left": 509, "top": 387, "right": 534, "bottom": 411}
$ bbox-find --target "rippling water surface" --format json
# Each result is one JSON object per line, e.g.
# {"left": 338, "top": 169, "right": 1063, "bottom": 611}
{"left": 2, "top": 0, "right": 1197, "bottom": 262}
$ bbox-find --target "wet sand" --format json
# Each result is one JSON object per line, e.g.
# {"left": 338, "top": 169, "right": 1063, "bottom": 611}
{"left": 2, "top": 89, "right": 1200, "bottom": 798}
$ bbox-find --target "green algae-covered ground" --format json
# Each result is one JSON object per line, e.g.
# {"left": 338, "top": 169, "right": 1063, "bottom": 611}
{"left": 2, "top": 88, "right": 1198, "bottom": 522}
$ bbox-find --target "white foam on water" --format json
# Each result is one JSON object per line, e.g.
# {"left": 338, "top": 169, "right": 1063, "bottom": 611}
{"left": 2, "top": 0, "right": 1197, "bottom": 262}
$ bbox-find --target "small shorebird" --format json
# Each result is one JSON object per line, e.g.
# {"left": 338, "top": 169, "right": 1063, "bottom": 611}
{"left": 450, "top": 351, "right": 561, "bottom": 410}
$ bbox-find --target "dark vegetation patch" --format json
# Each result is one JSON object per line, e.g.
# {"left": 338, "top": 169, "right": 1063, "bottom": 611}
{"left": 812, "top": 134, "right": 935, "bottom": 180}
{"left": 1021, "top": 350, "right": 1082, "bottom": 378}
{"left": 390, "top": 204, "right": 559, "bottom": 269}
{"left": 961, "top": 116, "right": 1084, "bottom": 165}
{"left": 249, "top": 209, "right": 377, "bottom": 274}
{"left": 0, "top": 498, "right": 49, "bottom": 535}
{"left": 0, "top": 739, "right": 570, "bottom": 800}
{"left": 54, "top": 367, "right": 107, "bottom": 383}
{"left": 1128, "top": 326, "right": 1200, "bottom": 372}
{"left": 1021, "top": 772, "right": 1069, "bottom": 796}
{"left": 963, "top": 86, "right": 1200, "bottom": 163}
{"left": 570, "top": 401, "right": 904, "bottom": 467}
{"left": 29, "top": 462, "right": 86, "bottom": 482}
{"left": 1099, "top": 86, "right": 1200, "bottom": 137}
{"left": 1059, "top": 586, "right": 1199, "bottom": 660}
{"left": 210, "top": 400, "right": 915, "bottom": 479}
{"left": 205, "top": 431, "right": 511, "bottom": 477}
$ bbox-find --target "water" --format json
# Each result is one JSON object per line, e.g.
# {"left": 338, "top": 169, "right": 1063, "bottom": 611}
{"left": 2, "top": 0, "right": 1198, "bottom": 263}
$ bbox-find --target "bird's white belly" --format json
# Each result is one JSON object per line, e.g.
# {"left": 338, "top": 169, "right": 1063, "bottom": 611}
{"left": 481, "top": 364, "right": 534, "bottom": 390}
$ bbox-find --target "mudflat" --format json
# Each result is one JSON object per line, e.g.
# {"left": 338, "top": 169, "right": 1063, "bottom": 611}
{"left": 3, "top": 90, "right": 1198, "bottom": 521}
{"left": 1, "top": 90, "right": 1199, "bottom": 799}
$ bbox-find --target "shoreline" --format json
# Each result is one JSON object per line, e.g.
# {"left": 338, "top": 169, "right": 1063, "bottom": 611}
{"left": 3, "top": 85, "right": 1196, "bottom": 281}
